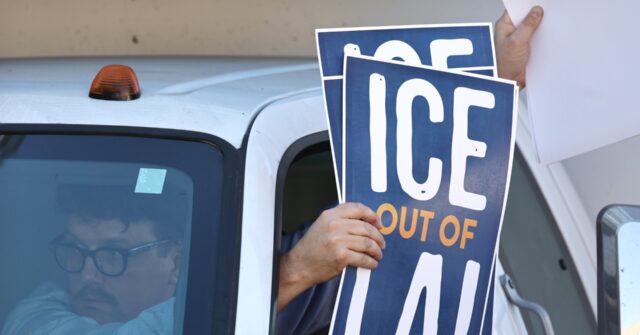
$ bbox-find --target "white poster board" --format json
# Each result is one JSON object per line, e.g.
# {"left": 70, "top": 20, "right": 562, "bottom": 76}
{"left": 502, "top": 0, "right": 640, "bottom": 163}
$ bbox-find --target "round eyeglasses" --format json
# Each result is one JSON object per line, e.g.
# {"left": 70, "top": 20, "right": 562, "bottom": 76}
{"left": 51, "top": 237, "right": 172, "bottom": 277}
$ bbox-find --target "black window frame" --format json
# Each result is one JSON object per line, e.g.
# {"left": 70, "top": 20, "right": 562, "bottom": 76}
{"left": 0, "top": 124, "right": 245, "bottom": 335}
{"left": 270, "top": 131, "right": 335, "bottom": 334}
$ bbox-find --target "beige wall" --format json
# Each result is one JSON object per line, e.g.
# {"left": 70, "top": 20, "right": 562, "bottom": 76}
{"left": 0, "top": 0, "right": 504, "bottom": 58}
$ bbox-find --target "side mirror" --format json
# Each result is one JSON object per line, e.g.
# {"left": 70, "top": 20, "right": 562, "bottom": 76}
{"left": 598, "top": 205, "right": 640, "bottom": 335}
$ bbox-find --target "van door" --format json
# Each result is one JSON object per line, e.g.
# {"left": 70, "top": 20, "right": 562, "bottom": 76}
{"left": 235, "top": 91, "right": 327, "bottom": 334}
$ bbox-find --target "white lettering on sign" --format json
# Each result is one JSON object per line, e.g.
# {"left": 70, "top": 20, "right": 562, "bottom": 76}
{"left": 344, "top": 268, "right": 372, "bottom": 335}
{"left": 342, "top": 252, "right": 481, "bottom": 334}
{"left": 429, "top": 39, "right": 474, "bottom": 69}
{"left": 396, "top": 78, "right": 444, "bottom": 201}
{"left": 343, "top": 37, "right": 478, "bottom": 199}
{"left": 396, "top": 255, "right": 480, "bottom": 335}
{"left": 454, "top": 261, "right": 480, "bottom": 335}
{"left": 373, "top": 40, "right": 422, "bottom": 65}
{"left": 395, "top": 252, "right": 442, "bottom": 335}
{"left": 450, "top": 87, "right": 493, "bottom": 211}
{"left": 344, "top": 38, "right": 473, "bottom": 70}
{"left": 368, "top": 75, "right": 493, "bottom": 209}
{"left": 370, "top": 73, "right": 387, "bottom": 193}
{"left": 344, "top": 43, "right": 362, "bottom": 57}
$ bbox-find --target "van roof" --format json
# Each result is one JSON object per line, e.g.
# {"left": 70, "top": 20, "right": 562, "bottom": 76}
{"left": 0, "top": 57, "right": 321, "bottom": 148}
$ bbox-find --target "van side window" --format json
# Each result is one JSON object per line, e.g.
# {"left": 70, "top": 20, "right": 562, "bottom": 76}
{"left": 0, "top": 134, "right": 226, "bottom": 335}
{"left": 280, "top": 141, "right": 338, "bottom": 235}
{"left": 274, "top": 139, "right": 338, "bottom": 335}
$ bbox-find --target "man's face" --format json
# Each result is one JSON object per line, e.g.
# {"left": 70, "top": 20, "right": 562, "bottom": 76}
{"left": 64, "top": 215, "right": 180, "bottom": 324}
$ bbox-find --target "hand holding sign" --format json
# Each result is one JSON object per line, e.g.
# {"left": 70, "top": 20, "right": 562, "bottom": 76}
{"left": 278, "top": 202, "right": 385, "bottom": 311}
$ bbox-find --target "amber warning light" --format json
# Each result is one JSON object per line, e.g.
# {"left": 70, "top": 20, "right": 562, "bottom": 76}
{"left": 89, "top": 64, "right": 141, "bottom": 101}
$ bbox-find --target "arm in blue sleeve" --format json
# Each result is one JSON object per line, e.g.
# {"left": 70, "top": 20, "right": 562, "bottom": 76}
{"left": 276, "top": 221, "right": 341, "bottom": 335}
{"left": 1, "top": 282, "right": 174, "bottom": 335}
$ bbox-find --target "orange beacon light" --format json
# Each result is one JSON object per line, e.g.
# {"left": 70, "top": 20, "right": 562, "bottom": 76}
{"left": 89, "top": 64, "right": 141, "bottom": 101}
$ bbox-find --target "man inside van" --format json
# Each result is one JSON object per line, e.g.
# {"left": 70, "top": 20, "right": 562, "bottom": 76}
{"left": 2, "top": 183, "right": 187, "bottom": 334}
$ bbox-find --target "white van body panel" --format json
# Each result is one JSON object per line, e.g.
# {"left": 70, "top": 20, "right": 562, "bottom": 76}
{"left": 0, "top": 58, "right": 319, "bottom": 148}
{"left": 514, "top": 100, "right": 597, "bottom": 314}
{"left": 236, "top": 92, "right": 326, "bottom": 334}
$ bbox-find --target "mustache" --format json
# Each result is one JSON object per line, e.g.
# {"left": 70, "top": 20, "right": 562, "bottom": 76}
{"left": 73, "top": 285, "right": 117, "bottom": 305}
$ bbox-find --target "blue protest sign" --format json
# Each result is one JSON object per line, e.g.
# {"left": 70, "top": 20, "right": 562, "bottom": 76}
{"left": 330, "top": 55, "right": 517, "bottom": 334}
{"left": 316, "top": 24, "right": 497, "bottom": 200}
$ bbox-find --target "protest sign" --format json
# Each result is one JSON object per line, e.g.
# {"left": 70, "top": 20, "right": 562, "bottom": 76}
{"left": 330, "top": 55, "right": 518, "bottom": 334}
{"left": 315, "top": 24, "right": 497, "bottom": 201}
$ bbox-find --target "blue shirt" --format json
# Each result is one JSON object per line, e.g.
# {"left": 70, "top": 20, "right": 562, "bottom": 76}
{"left": 276, "top": 222, "right": 341, "bottom": 335}
{"left": 1, "top": 282, "right": 174, "bottom": 335}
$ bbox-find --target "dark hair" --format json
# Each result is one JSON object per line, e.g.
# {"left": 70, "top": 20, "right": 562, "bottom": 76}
{"left": 57, "top": 183, "right": 189, "bottom": 241}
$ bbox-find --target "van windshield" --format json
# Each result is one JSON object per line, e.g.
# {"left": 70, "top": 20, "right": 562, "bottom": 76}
{"left": 0, "top": 134, "right": 224, "bottom": 335}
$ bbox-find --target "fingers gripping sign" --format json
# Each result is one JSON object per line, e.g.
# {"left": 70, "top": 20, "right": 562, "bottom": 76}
{"left": 311, "top": 202, "right": 385, "bottom": 274}
{"left": 277, "top": 202, "right": 385, "bottom": 311}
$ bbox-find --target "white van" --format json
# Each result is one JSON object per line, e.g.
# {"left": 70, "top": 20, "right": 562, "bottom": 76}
{"left": 0, "top": 57, "right": 602, "bottom": 334}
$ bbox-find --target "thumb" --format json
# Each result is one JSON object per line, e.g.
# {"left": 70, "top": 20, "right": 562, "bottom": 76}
{"left": 511, "top": 6, "right": 544, "bottom": 43}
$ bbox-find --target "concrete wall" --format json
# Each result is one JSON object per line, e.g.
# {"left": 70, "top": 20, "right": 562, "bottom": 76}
{"left": 0, "top": 0, "right": 504, "bottom": 58}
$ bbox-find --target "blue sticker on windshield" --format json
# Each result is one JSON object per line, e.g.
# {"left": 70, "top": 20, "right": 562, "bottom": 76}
{"left": 135, "top": 168, "right": 167, "bottom": 194}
